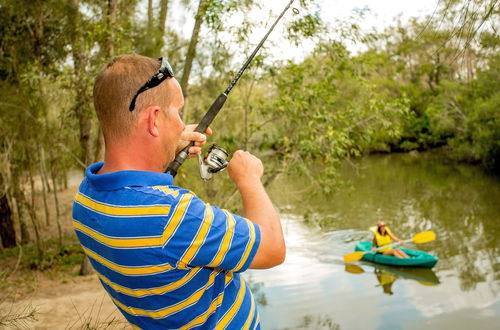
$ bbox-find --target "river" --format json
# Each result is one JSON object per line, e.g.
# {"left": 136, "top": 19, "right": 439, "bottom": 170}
{"left": 247, "top": 152, "right": 500, "bottom": 330}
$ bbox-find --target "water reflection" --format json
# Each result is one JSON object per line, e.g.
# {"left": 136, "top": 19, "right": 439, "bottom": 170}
{"left": 247, "top": 278, "right": 268, "bottom": 307}
{"left": 345, "top": 263, "right": 440, "bottom": 295}
{"left": 373, "top": 264, "right": 440, "bottom": 286}
{"left": 375, "top": 269, "right": 397, "bottom": 295}
{"left": 295, "top": 315, "right": 341, "bottom": 330}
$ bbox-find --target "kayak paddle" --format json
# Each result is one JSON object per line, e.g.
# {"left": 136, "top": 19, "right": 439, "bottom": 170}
{"left": 343, "top": 231, "right": 436, "bottom": 263}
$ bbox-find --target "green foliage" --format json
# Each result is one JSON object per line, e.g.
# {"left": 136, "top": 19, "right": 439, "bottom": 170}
{"left": 286, "top": 13, "right": 324, "bottom": 45}
{"left": 264, "top": 41, "right": 410, "bottom": 191}
{"left": 0, "top": 0, "right": 499, "bottom": 256}
{"left": 447, "top": 54, "right": 500, "bottom": 171}
{"left": 358, "top": 2, "right": 500, "bottom": 173}
{"left": 0, "top": 235, "right": 84, "bottom": 272}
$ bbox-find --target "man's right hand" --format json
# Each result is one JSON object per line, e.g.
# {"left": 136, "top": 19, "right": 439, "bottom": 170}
{"left": 227, "top": 150, "right": 264, "bottom": 187}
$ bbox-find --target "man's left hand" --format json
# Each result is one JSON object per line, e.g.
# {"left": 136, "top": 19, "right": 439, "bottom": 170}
{"left": 177, "top": 125, "right": 213, "bottom": 157}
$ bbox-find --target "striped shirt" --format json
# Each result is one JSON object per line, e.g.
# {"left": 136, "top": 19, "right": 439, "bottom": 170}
{"left": 72, "top": 163, "right": 261, "bottom": 329}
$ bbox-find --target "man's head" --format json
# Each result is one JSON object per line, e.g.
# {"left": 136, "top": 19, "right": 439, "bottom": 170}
{"left": 93, "top": 54, "right": 185, "bottom": 169}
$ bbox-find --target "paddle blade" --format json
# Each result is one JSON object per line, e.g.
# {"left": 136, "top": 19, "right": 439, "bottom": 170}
{"left": 412, "top": 231, "right": 436, "bottom": 244}
{"left": 343, "top": 251, "right": 365, "bottom": 263}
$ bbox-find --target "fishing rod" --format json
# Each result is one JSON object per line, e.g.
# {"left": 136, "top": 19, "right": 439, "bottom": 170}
{"left": 167, "top": 0, "right": 296, "bottom": 178}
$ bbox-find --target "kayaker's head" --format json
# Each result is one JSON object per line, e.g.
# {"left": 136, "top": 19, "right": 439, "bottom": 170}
{"left": 377, "top": 221, "right": 387, "bottom": 235}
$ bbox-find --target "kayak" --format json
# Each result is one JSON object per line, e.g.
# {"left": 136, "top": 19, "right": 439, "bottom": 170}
{"left": 355, "top": 241, "right": 438, "bottom": 268}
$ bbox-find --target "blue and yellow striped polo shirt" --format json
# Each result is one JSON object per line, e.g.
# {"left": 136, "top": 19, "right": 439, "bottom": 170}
{"left": 72, "top": 163, "right": 261, "bottom": 329}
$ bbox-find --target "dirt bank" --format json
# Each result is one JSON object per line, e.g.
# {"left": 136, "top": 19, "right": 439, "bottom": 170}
{"left": 1, "top": 172, "right": 129, "bottom": 329}
{"left": 1, "top": 275, "right": 129, "bottom": 329}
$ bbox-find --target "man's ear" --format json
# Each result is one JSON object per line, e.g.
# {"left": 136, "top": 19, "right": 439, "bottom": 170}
{"left": 146, "top": 106, "right": 162, "bottom": 137}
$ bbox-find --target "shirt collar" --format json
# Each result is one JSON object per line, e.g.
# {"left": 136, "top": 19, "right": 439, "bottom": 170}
{"left": 85, "top": 162, "right": 174, "bottom": 191}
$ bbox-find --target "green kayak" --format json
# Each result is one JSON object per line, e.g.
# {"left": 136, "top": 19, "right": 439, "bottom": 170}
{"left": 355, "top": 241, "right": 438, "bottom": 268}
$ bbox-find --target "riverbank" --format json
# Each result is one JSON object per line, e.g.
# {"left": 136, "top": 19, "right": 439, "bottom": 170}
{"left": 0, "top": 179, "right": 129, "bottom": 328}
{"left": 0, "top": 274, "right": 127, "bottom": 329}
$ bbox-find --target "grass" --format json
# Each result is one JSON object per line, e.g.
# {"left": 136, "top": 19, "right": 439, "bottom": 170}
{"left": 0, "top": 302, "right": 37, "bottom": 329}
{"left": 67, "top": 294, "right": 128, "bottom": 330}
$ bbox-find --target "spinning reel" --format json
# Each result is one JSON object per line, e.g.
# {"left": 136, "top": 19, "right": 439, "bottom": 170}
{"left": 197, "top": 144, "right": 229, "bottom": 181}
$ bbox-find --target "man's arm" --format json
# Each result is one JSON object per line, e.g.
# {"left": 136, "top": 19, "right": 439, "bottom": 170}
{"left": 228, "top": 150, "right": 285, "bottom": 269}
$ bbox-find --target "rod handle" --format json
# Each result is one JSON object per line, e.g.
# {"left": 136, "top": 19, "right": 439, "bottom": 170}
{"left": 195, "top": 93, "right": 227, "bottom": 133}
{"left": 166, "top": 93, "right": 227, "bottom": 177}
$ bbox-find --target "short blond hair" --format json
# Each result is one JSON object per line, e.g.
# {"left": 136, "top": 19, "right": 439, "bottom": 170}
{"left": 93, "top": 54, "right": 171, "bottom": 140}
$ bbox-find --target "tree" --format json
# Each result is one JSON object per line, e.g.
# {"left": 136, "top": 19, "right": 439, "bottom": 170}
{"left": 68, "top": 0, "right": 94, "bottom": 168}
{"left": 179, "top": 0, "right": 208, "bottom": 101}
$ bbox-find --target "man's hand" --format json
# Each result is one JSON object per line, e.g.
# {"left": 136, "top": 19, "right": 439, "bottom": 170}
{"left": 227, "top": 150, "right": 285, "bottom": 269}
{"left": 227, "top": 150, "right": 264, "bottom": 187}
{"left": 177, "top": 125, "right": 212, "bottom": 157}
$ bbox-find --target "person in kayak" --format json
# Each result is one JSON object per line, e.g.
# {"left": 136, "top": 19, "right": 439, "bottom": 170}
{"left": 371, "top": 221, "right": 409, "bottom": 258}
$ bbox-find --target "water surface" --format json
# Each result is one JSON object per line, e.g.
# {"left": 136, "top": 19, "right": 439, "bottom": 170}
{"left": 247, "top": 153, "right": 500, "bottom": 330}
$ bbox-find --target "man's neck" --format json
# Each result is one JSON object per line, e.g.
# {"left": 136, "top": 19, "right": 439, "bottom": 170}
{"left": 98, "top": 142, "right": 165, "bottom": 174}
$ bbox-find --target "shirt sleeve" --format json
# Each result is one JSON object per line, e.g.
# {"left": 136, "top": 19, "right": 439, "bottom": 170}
{"left": 162, "top": 193, "right": 261, "bottom": 273}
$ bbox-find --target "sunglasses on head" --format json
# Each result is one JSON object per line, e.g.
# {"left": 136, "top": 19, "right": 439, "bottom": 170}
{"left": 129, "top": 57, "right": 174, "bottom": 112}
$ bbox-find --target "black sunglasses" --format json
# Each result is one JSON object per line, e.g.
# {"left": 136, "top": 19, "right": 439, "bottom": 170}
{"left": 129, "top": 57, "right": 174, "bottom": 111}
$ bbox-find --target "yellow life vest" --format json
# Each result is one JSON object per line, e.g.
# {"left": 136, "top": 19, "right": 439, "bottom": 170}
{"left": 369, "top": 226, "right": 393, "bottom": 252}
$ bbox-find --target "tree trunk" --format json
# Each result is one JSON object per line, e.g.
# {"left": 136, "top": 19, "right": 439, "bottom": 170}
{"left": 12, "top": 182, "right": 30, "bottom": 244}
{"left": 147, "top": 0, "right": 154, "bottom": 33}
{"left": 39, "top": 147, "right": 51, "bottom": 226}
{"left": 143, "top": 0, "right": 156, "bottom": 56}
{"left": 93, "top": 0, "right": 117, "bottom": 164}
{"left": 18, "top": 205, "right": 31, "bottom": 244}
{"left": 63, "top": 170, "right": 68, "bottom": 189}
{"left": 69, "top": 0, "right": 94, "bottom": 275}
{"left": 0, "top": 142, "right": 19, "bottom": 247}
{"left": 18, "top": 190, "right": 43, "bottom": 260}
{"left": 156, "top": 0, "right": 170, "bottom": 52}
{"left": 105, "top": 0, "right": 117, "bottom": 58}
{"left": 80, "top": 256, "right": 94, "bottom": 275}
{"left": 0, "top": 193, "right": 16, "bottom": 248}
{"left": 69, "top": 0, "right": 93, "bottom": 168}
{"left": 50, "top": 154, "right": 63, "bottom": 249}
{"left": 93, "top": 126, "right": 105, "bottom": 163}
{"left": 180, "top": 0, "right": 208, "bottom": 120}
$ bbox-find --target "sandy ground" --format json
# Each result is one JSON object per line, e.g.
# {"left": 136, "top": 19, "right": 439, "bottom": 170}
{"left": 2, "top": 275, "right": 130, "bottom": 329}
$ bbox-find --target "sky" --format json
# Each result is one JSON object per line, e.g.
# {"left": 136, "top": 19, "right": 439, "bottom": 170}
{"left": 308, "top": 0, "right": 439, "bottom": 29}
{"left": 167, "top": 0, "right": 441, "bottom": 64}
{"left": 253, "top": 0, "right": 441, "bottom": 60}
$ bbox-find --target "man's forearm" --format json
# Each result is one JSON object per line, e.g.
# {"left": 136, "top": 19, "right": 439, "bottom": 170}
{"left": 237, "top": 178, "right": 285, "bottom": 268}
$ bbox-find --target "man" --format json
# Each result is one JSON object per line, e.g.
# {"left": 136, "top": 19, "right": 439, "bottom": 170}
{"left": 72, "top": 54, "right": 285, "bottom": 329}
